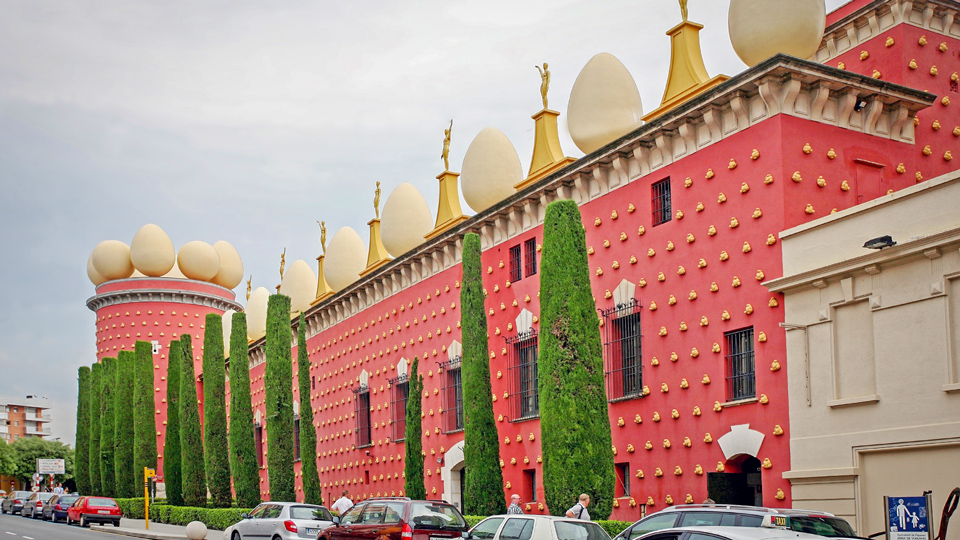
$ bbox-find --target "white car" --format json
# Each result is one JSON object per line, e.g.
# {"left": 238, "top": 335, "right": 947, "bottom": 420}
{"left": 468, "top": 514, "right": 611, "bottom": 540}
{"left": 633, "top": 525, "right": 832, "bottom": 540}
{"left": 224, "top": 502, "right": 335, "bottom": 540}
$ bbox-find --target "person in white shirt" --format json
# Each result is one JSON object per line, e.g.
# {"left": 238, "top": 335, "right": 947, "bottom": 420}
{"left": 332, "top": 490, "right": 354, "bottom": 515}
{"left": 565, "top": 494, "right": 591, "bottom": 521}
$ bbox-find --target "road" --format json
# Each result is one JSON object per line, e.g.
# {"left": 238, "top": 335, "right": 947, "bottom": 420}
{"left": 0, "top": 511, "right": 113, "bottom": 540}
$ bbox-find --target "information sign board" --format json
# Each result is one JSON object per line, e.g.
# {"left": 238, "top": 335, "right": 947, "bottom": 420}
{"left": 885, "top": 495, "right": 933, "bottom": 540}
{"left": 36, "top": 459, "right": 65, "bottom": 475}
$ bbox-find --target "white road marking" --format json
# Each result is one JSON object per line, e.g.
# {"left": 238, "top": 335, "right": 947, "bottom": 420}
{"left": 23, "top": 536, "right": 33, "bottom": 539}
{"left": 4, "top": 533, "right": 15, "bottom": 536}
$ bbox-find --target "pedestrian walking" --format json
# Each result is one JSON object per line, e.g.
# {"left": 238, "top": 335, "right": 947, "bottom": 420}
{"left": 565, "top": 494, "right": 591, "bottom": 521}
{"left": 332, "top": 490, "right": 354, "bottom": 515}
{"left": 507, "top": 494, "right": 524, "bottom": 514}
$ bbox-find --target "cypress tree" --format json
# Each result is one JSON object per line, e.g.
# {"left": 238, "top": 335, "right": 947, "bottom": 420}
{"left": 229, "top": 312, "right": 260, "bottom": 508}
{"left": 134, "top": 342, "right": 157, "bottom": 485}
{"left": 179, "top": 334, "right": 207, "bottom": 507}
{"left": 265, "top": 294, "right": 295, "bottom": 502}
{"left": 89, "top": 362, "right": 102, "bottom": 495}
{"left": 539, "top": 200, "right": 615, "bottom": 519}
{"left": 75, "top": 366, "right": 91, "bottom": 495}
{"left": 296, "top": 314, "right": 322, "bottom": 504}
{"left": 99, "top": 356, "right": 117, "bottom": 497}
{"left": 460, "top": 233, "right": 505, "bottom": 515}
{"left": 403, "top": 357, "right": 425, "bottom": 500}
{"left": 114, "top": 351, "right": 136, "bottom": 497}
{"left": 164, "top": 340, "right": 184, "bottom": 506}
{"left": 202, "top": 314, "right": 232, "bottom": 508}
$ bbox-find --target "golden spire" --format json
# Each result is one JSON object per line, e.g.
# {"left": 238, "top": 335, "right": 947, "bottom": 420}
{"left": 427, "top": 120, "right": 469, "bottom": 240}
{"left": 642, "top": 0, "right": 728, "bottom": 122}
{"left": 362, "top": 184, "right": 392, "bottom": 276}
{"left": 312, "top": 221, "right": 334, "bottom": 305}
{"left": 515, "top": 61, "right": 575, "bottom": 191}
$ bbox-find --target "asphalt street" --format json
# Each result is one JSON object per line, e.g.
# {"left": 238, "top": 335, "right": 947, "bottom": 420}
{"left": 0, "top": 511, "right": 115, "bottom": 540}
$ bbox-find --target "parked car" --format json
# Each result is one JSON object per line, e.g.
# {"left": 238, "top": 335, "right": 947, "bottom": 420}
{"left": 613, "top": 505, "right": 858, "bottom": 540}
{"left": 42, "top": 493, "right": 81, "bottom": 522}
{"left": 468, "top": 514, "right": 612, "bottom": 540}
{"left": 632, "top": 525, "right": 831, "bottom": 540}
{"left": 319, "top": 497, "right": 468, "bottom": 540}
{"left": 225, "top": 502, "right": 335, "bottom": 540}
{"left": 0, "top": 491, "right": 33, "bottom": 515}
{"left": 66, "top": 496, "right": 122, "bottom": 527}
{"left": 20, "top": 492, "right": 55, "bottom": 519}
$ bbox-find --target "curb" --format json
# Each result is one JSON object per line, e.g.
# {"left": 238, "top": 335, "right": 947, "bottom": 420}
{"left": 90, "top": 524, "right": 187, "bottom": 540}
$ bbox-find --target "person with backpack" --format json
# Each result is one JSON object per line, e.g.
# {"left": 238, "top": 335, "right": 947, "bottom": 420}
{"left": 565, "top": 494, "right": 590, "bottom": 521}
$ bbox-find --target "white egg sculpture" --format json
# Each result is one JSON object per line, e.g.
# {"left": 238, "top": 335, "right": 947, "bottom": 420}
{"left": 129, "top": 224, "right": 176, "bottom": 277}
{"left": 92, "top": 240, "right": 135, "bottom": 281}
{"left": 728, "top": 0, "right": 826, "bottom": 67}
{"left": 381, "top": 183, "right": 433, "bottom": 257}
{"left": 279, "top": 259, "right": 317, "bottom": 314}
{"left": 211, "top": 241, "right": 244, "bottom": 289}
{"left": 246, "top": 287, "right": 270, "bottom": 341}
{"left": 87, "top": 252, "right": 107, "bottom": 286}
{"left": 222, "top": 309, "right": 235, "bottom": 358}
{"left": 567, "top": 52, "right": 645, "bottom": 155}
{"left": 177, "top": 241, "right": 221, "bottom": 281}
{"left": 324, "top": 227, "right": 367, "bottom": 291}
{"left": 460, "top": 127, "right": 523, "bottom": 213}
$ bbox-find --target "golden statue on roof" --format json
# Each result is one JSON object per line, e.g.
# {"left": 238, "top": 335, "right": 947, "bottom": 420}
{"left": 680, "top": 0, "right": 688, "bottom": 21}
{"left": 317, "top": 220, "right": 327, "bottom": 254}
{"left": 279, "top": 248, "right": 286, "bottom": 280}
{"left": 535, "top": 62, "right": 550, "bottom": 109}
{"left": 442, "top": 119, "right": 453, "bottom": 172}
{"left": 246, "top": 275, "right": 252, "bottom": 301}
{"left": 374, "top": 181, "right": 382, "bottom": 219}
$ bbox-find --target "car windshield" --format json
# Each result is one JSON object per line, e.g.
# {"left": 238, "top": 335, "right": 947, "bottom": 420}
{"left": 410, "top": 503, "right": 467, "bottom": 530}
{"left": 37, "top": 493, "right": 54, "bottom": 501}
{"left": 291, "top": 505, "right": 333, "bottom": 521}
{"left": 789, "top": 516, "right": 857, "bottom": 537}
{"left": 59, "top": 496, "right": 80, "bottom": 504}
{"left": 554, "top": 520, "right": 610, "bottom": 540}
{"left": 88, "top": 498, "right": 117, "bottom": 507}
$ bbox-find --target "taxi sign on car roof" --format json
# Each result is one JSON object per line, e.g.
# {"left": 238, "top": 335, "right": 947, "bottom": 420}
{"left": 761, "top": 515, "right": 791, "bottom": 529}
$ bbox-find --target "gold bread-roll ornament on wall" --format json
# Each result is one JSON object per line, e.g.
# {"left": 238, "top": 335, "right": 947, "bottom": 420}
{"left": 693, "top": 405, "right": 702, "bottom": 416}
{"left": 683, "top": 436, "right": 692, "bottom": 447}
{"left": 694, "top": 464, "right": 704, "bottom": 475}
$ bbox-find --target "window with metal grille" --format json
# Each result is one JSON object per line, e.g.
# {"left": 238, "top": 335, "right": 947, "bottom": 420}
{"left": 725, "top": 327, "right": 756, "bottom": 401}
{"left": 255, "top": 423, "right": 263, "bottom": 467}
{"left": 354, "top": 386, "right": 372, "bottom": 447}
{"left": 294, "top": 416, "right": 301, "bottom": 462}
{"left": 602, "top": 299, "right": 642, "bottom": 401}
{"left": 652, "top": 178, "right": 672, "bottom": 226}
{"left": 388, "top": 374, "right": 409, "bottom": 441}
{"left": 509, "top": 245, "right": 522, "bottom": 282}
{"left": 524, "top": 238, "right": 537, "bottom": 277}
{"left": 441, "top": 357, "right": 464, "bottom": 433}
{"left": 507, "top": 330, "right": 539, "bottom": 421}
{"left": 615, "top": 462, "right": 631, "bottom": 497}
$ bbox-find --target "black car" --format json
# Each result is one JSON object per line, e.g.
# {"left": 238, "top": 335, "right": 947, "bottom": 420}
{"left": 20, "top": 492, "right": 55, "bottom": 519}
{"left": 0, "top": 491, "right": 34, "bottom": 515}
{"left": 42, "top": 494, "right": 80, "bottom": 522}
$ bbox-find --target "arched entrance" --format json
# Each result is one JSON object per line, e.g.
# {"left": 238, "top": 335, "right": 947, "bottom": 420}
{"left": 441, "top": 440, "right": 466, "bottom": 512}
{"left": 708, "top": 424, "right": 766, "bottom": 505}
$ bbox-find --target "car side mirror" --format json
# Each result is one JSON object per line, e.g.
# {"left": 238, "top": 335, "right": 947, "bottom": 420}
{"left": 333, "top": 516, "right": 341, "bottom": 526}
{"left": 241, "top": 513, "right": 251, "bottom": 519}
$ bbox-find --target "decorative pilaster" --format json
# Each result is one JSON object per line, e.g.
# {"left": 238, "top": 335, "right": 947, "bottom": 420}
{"left": 361, "top": 218, "right": 391, "bottom": 276}
{"left": 425, "top": 171, "right": 469, "bottom": 240}
{"left": 515, "top": 109, "right": 576, "bottom": 191}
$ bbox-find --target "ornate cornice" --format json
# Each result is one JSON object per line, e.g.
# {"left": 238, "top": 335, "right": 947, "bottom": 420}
{"left": 86, "top": 287, "right": 242, "bottom": 313}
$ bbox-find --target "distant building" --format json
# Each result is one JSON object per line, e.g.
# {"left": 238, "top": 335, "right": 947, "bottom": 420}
{"left": 0, "top": 395, "right": 52, "bottom": 442}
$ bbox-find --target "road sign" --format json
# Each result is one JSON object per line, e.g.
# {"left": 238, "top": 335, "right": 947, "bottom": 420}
{"left": 37, "top": 459, "right": 65, "bottom": 475}
{"left": 885, "top": 495, "right": 933, "bottom": 540}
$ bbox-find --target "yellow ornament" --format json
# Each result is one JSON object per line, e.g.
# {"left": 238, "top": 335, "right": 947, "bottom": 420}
{"left": 764, "top": 174, "right": 774, "bottom": 184}
{"left": 751, "top": 149, "right": 760, "bottom": 160}
{"left": 729, "top": 159, "right": 738, "bottom": 170}
{"left": 740, "top": 182, "right": 750, "bottom": 193}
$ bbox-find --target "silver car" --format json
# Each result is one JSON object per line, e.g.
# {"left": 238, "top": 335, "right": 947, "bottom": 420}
{"left": 225, "top": 502, "right": 335, "bottom": 540}
{"left": 468, "top": 514, "right": 611, "bottom": 540}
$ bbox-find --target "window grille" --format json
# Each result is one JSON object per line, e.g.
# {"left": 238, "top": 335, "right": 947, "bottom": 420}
{"left": 602, "top": 299, "right": 642, "bottom": 401}
{"left": 509, "top": 245, "right": 523, "bottom": 282}
{"left": 388, "top": 374, "right": 409, "bottom": 441}
{"left": 353, "top": 386, "right": 372, "bottom": 447}
{"left": 725, "top": 327, "right": 756, "bottom": 401}
{"left": 524, "top": 238, "right": 538, "bottom": 277}
{"left": 294, "top": 416, "right": 301, "bottom": 462}
{"left": 440, "top": 357, "right": 464, "bottom": 433}
{"left": 255, "top": 423, "right": 263, "bottom": 467}
{"left": 652, "top": 178, "right": 672, "bottom": 226}
{"left": 506, "top": 330, "right": 539, "bottom": 421}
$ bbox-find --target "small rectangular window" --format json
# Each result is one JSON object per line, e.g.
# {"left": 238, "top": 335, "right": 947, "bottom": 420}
{"left": 442, "top": 359, "right": 464, "bottom": 433}
{"left": 523, "top": 469, "right": 537, "bottom": 502}
{"left": 507, "top": 331, "right": 539, "bottom": 421}
{"left": 523, "top": 239, "right": 537, "bottom": 277}
{"left": 355, "top": 388, "right": 372, "bottom": 447}
{"left": 255, "top": 423, "right": 263, "bottom": 467}
{"left": 652, "top": 178, "right": 672, "bottom": 226}
{"left": 294, "top": 417, "right": 301, "bottom": 462}
{"left": 603, "top": 300, "right": 642, "bottom": 401}
{"left": 725, "top": 327, "right": 756, "bottom": 401}
{"left": 311, "top": 376, "right": 316, "bottom": 390}
{"left": 509, "top": 245, "right": 522, "bottom": 282}
{"left": 615, "top": 462, "right": 630, "bottom": 497}
{"left": 389, "top": 376, "right": 409, "bottom": 441}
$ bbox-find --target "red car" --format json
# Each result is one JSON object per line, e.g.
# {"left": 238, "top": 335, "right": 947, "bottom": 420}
{"left": 66, "top": 496, "right": 122, "bottom": 527}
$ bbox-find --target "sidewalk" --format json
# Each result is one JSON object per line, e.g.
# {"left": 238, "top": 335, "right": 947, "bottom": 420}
{"left": 90, "top": 518, "right": 224, "bottom": 540}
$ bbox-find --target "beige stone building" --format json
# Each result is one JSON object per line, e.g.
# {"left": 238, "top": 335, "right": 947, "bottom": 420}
{"left": 765, "top": 172, "right": 960, "bottom": 537}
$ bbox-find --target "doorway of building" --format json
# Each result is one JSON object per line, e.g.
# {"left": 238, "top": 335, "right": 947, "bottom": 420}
{"left": 707, "top": 456, "right": 763, "bottom": 506}
{"left": 458, "top": 466, "right": 466, "bottom": 511}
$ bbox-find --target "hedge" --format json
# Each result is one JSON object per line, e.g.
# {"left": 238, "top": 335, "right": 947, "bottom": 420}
{"left": 228, "top": 312, "right": 260, "bottom": 508}
{"left": 115, "top": 498, "right": 251, "bottom": 531}
{"left": 75, "top": 366, "right": 91, "bottom": 495}
{"left": 296, "top": 313, "right": 322, "bottom": 504}
{"left": 114, "top": 351, "right": 136, "bottom": 498}
{"left": 179, "top": 334, "right": 207, "bottom": 506}
{"left": 460, "top": 233, "right": 505, "bottom": 516}
{"left": 202, "top": 314, "right": 232, "bottom": 508}
{"left": 134, "top": 341, "right": 157, "bottom": 481}
{"left": 89, "top": 362, "right": 103, "bottom": 495}
{"left": 538, "top": 200, "right": 615, "bottom": 519}
{"left": 164, "top": 339, "right": 184, "bottom": 506}
{"left": 99, "top": 356, "right": 117, "bottom": 497}
{"left": 265, "top": 294, "right": 295, "bottom": 502}
{"left": 403, "top": 357, "right": 425, "bottom": 500}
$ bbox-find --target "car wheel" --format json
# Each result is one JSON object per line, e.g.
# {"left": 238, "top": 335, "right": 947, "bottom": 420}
{"left": 81, "top": 516, "right": 88, "bottom": 527}
{"left": 232, "top": 533, "right": 241, "bottom": 540}
{"left": 114, "top": 520, "right": 121, "bottom": 527}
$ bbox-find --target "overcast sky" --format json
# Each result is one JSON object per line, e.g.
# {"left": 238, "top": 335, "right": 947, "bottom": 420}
{"left": 0, "top": 0, "right": 849, "bottom": 446}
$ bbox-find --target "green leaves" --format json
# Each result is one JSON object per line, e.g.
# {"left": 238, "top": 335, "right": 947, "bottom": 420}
{"left": 202, "top": 315, "right": 232, "bottom": 508}
{"left": 115, "top": 351, "right": 136, "bottom": 497}
{"left": 74, "top": 366, "right": 91, "bottom": 494}
{"left": 164, "top": 339, "right": 183, "bottom": 506}
{"left": 178, "top": 334, "right": 207, "bottom": 507}
{"left": 404, "top": 357, "right": 425, "bottom": 500}
{"left": 228, "top": 311, "right": 260, "bottom": 508}
{"left": 265, "top": 294, "right": 295, "bottom": 502}
{"left": 297, "top": 313, "right": 322, "bottom": 504}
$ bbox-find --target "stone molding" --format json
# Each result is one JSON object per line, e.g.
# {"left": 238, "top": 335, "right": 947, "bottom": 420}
{"left": 86, "top": 287, "right": 242, "bottom": 314}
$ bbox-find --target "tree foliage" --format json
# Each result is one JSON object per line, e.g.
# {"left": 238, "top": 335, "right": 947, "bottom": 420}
{"left": 202, "top": 314, "right": 232, "bottom": 508}
{"left": 74, "top": 365, "right": 91, "bottom": 495}
{"left": 134, "top": 341, "right": 157, "bottom": 485}
{"left": 228, "top": 312, "right": 260, "bottom": 508}
{"left": 296, "top": 314, "right": 322, "bottom": 504}
{"left": 460, "top": 233, "right": 505, "bottom": 515}
{"left": 89, "top": 362, "right": 103, "bottom": 495}
{"left": 538, "top": 200, "right": 615, "bottom": 519}
{"left": 8, "top": 437, "right": 74, "bottom": 486}
{"left": 99, "top": 356, "right": 117, "bottom": 497}
{"left": 403, "top": 357, "right": 425, "bottom": 500}
{"left": 163, "top": 339, "right": 184, "bottom": 506}
{"left": 178, "top": 334, "right": 207, "bottom": 507}
{"left": 114, "top": 351, "right": 137, "bottom": 497}
{"left": 0, "top": 438, "right": 16, "bottom": 478}
{"left": 265, "top": 294, "right": 295, "bottom": 502}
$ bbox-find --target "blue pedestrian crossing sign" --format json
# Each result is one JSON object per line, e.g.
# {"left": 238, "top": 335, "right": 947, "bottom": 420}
{"left": 884, "top": 495, "right": 933, "bottom": 540}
